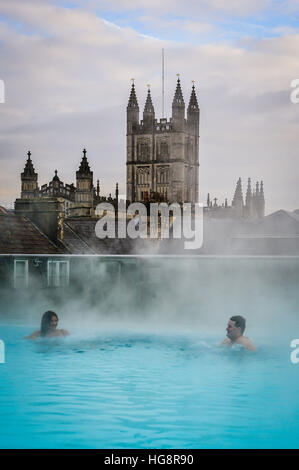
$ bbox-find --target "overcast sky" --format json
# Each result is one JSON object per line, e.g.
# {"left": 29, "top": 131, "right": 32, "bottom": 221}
{"left": 0, "top": 0, "right": 298, "bottom": 213}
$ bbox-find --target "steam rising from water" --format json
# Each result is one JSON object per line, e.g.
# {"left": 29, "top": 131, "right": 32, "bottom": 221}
{"left": 1, "top": 257, "right": 298, "bottom": 344}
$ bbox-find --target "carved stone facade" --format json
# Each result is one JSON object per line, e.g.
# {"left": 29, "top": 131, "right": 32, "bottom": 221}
{"left": 19, "top": 149, "right": 118, "bottom": 218}
{"left": 126, "top": 79, "right": 200, "bottom": 204}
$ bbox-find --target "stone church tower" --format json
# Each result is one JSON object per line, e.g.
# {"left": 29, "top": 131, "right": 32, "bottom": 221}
{"left": 71, "top": 148, "right": 94, "bottom": 216}
{"left": 126, "top": 78, "right": 200, "bottom": 204}
{"left": 75, "top": 149, "right": 93, "bottom": 205}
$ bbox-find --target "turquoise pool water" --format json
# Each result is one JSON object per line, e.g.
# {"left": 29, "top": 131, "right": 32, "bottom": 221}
{"left": 0, "top": 324, "right": 298, "bottom": 449}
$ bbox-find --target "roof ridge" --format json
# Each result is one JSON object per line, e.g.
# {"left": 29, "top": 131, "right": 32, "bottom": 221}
{"left": 264, "top": 209, "right": 299, "bottom": 224}
{"left": 63, "top": 221, "right": 97, "bottom": 254}
{"left": 24, "top": 217, "right": 62, "bottom": 252}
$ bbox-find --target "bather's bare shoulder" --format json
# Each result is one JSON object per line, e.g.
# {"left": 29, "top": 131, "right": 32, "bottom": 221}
{"left": 240, "top": 336, "right": 257, "bottom": 351}
{"left": 60, "top": 329, "right": 70, "bottom": 336}
{"left": 24, "top": 330, "right": 41, "bottom": 340}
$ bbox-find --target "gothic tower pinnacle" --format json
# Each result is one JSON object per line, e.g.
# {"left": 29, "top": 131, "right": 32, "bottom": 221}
{"left": 75, "top": 148, "right": 94, "bottom": 215}
{"left": 258, "top": 181, "right": 265, "bottom": 218}
{"left": 232, "top": 177, "right": 244, "bottom": 217}
{"left": 127, "top": 80, "right": 139, "bottom": 134}
{"left": 245, "top": 177, "right": 253, "bottom": 218}
{"left": 21, "top": 150, "right": 39, "bottom": 199}
{"left": 187, "top": 82, "right": 199, "bottom": 135}
{"left": 172, "top": 75, "right": 185, "bottom": 131}
{"left": 143, "top": 85, "right": 155, "bottom": 129}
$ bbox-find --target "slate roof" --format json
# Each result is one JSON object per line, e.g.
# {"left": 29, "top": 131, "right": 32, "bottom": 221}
{"left": 229, "top": 210, "right": 299, "bottom": 255}
{"left": 4, "top": 208, "right": 296, "bottom": 256}
{"left": 289, "top": 210, "right": 299, "bottom": 223}
{"left": 61, "top": 221, "right": 96, "bottom": 254}
{"left": 64, "top": 218, "right": 151, "bottom": 254}
{"left": 253, "top": 210, "right": 299, "bottom": 235}
{"left": 0, "top": 212, "right": 61, "bottom": 254}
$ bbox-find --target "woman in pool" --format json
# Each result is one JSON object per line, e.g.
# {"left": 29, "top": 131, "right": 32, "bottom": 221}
{"left": 25, "top": 311, "right": 70, "bottom": 340}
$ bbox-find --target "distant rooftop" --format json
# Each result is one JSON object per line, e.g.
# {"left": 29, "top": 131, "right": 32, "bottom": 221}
{"left": 0, "top": 212, "right": 61, "bottom": 254}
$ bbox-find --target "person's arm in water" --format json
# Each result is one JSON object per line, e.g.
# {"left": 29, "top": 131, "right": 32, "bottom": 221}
{"left": 24, "top": 330, "right": 41, "bottom": 340}
{"left": 221, "top": 338, "right": 231, "bottom": 346}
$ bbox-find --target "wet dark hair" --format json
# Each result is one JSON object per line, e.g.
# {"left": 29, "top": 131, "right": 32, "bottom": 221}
{"left": 230, "top": 315, "right": 246, "bottom": 334}
{"left": 40, "top": 311, "right": 58, "bottom": 337}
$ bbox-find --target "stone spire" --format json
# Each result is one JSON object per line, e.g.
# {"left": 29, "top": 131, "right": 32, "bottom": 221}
{"left": 258, "top": 181, "right": 265, "bottom": 218}
{"left": 78, "top": 148, "right": 91, "bottom": 174}
{"left": 188, "top": 83, "right": 199, "bottom": 112}
{"left": 187, "top": 81, "right": 199, "bottom": 135}
{"left": 252, "top": 181, "right": 263, "bottom": 219}
{"left": 23, "top": 150, "right": 35, "bottom": 175}
{"left": 255, "top": 181, "right": 260, "bottom": 197}
{"left": 75, "top": 148, "right": 94, "bottom": 215}
{"left": 127, "top": 80, "right": 139, "bottom": 134}
{"left": 128, "top": 81, "right": 138, "bottom": 109}
{"left": 172, "top": 76, "right": 185, "bottom": 106}
{"left": 232, "top": 177, "right": 244, "bottom": 204}
{"left": 172, "top": 76, "right": 185, "bottom": 131}
{"left": 245, "top": 178, "right": 252, "bottom": 204}
{"left": 143, "top": 85, "right": 155, "bottom": 129}
{"left": 244, "top": 177, "right": 253, "bottom": 219}
{"left": 144, "top": 87, "right": 154, "bottom": 114}
{"left": 232, "top": 177, "right": 244, "bottom": 217}
{"left": 21, "top": 150, "right": 39, "bottom": 199}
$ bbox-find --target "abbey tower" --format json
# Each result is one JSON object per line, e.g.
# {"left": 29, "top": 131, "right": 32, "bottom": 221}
{"left": 126, "top": 78, "right": 200, "bottom": 204}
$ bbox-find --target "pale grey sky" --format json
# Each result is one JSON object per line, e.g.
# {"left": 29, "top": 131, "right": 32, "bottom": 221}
{"left": 0, "top": 0, "right": 298, "bottom": 213}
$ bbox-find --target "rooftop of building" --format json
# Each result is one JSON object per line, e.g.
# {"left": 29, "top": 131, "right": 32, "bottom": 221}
{"left": 0, "top": 212, "right": 62, "bottom": 254}
{"left": 1, "top": 208, "right": 299, "bottom": 256}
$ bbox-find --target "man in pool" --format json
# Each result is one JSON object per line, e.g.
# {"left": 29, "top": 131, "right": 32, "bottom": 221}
{"left": 222, "top": 315, "right": 256, "bottom": 351}
{"left": 24, "top": 311, "right": 70, "bottom": 340}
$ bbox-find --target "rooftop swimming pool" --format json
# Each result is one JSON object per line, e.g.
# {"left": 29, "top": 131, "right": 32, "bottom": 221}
{"left": 1, "top": 256, "right": 298, "bottom": 448}
{"left": 0, "top": 324, "right": 298, "bottom": 449}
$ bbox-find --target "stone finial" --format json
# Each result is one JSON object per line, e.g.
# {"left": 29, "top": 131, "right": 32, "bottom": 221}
{"left": 188, "top": 82, "right": 199, "bottom": 111}
{"left": 144, "top": 87, "right": 155, "bottom": 114}
{"left": 172, "top": 76, "right": 185, "bottom": 106}
{"left": 128, "top": 81, "right": 139, "bottom": 108}
{"left": 23, "top": 150, "right": 36, "bottom": 175}
{"left": 78, "top": 149, "right": 91, "bottom": 173}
